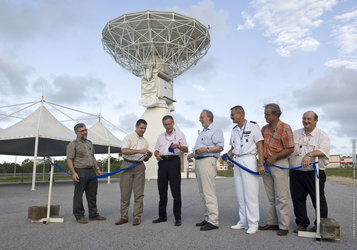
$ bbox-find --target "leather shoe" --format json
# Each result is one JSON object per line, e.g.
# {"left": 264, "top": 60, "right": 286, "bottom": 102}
{"left": 309, "top": 226, "right": 316, "bottom": 232}
{"left": 196, "top": 220, "right": 207, "bottom": 227}
{"left": 115, "top": 218, "right": 128, "bottom": 225}
{"left": 76, "top": 217, "right": 88, "bottom": 224}
{"left": 293, "top": 225, "right": 306, "bottom": 233}
{"left": 200, "top": 222, "right": 219, "bottom": 231}
{"left": 132, "top": 218, "right": 141, "bottom": 226}
{"left": 89, "top": 215, "right": 106, "bottom": 221}
{"left": 277, "top": 229, "right": 289, "bottom": 236}
{"left": 175, "top": 219, "right": 182, "bottom": 226}
{"left": 152, "top": 217, "right": 167, "bottom": 223}
{"left": 258, "top": 224, "right": 279, "bottom": 230}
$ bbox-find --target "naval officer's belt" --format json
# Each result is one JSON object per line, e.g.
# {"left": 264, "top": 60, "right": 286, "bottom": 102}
{"left": 233, "top": 153, "right": 256, "bottom": 157}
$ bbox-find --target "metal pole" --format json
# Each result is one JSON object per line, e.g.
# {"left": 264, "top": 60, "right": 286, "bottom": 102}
{"left": 315, "top": 156, "right": 321, "bottom": 238}
{"left": 352, "top": 139, "right": 356, "bottom": 239}
{"left": 44, "top": 160, "right": 55, "bottom": 224}
{"left": 14, "top": 156, "right": 17, "bottom": 177}
{"left": 107, "top": 146, "right": 111, "bottom": 184}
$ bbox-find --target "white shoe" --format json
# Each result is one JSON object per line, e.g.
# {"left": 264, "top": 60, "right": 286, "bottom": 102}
{"left": 231, "top": 224, "right": 247, "bottom": 230}
{"left": 246, "top": 227, "right": 258, "bottom": 234}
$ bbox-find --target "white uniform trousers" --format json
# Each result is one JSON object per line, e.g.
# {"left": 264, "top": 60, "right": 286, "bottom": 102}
{"left": 233, "top": 155, "right": 259, "bottom": 229}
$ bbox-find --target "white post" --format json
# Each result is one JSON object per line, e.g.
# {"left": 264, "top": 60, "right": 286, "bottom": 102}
{"left": 44, "top": 161, "right": 55, "bottom": 223}
{"left": 352, "top": 139, "right": 356, "bottom": 239}
{"left": 31, "top": 99, "right": 44, "bottom": 191}
{"left": 14, "top": 155, "right": 17, "bottom": 177}
{"left": 298, "top": 156, "right": 321, "bottom": 239}
{"left": 314, "top": 157, "right": 321, "bottom": 237}
{"left": 31, "top": 135, "right": 39, "bottom": 191}
{"left": 31, "top": 159, "right": 63, "bottom": 223}
{"left": 107, "top": 146, "right": 111, "bottom": 184}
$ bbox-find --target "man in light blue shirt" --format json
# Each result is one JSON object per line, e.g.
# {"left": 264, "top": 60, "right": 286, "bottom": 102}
{"left": 188, "top": 109, "right": 224, "bottom": 231}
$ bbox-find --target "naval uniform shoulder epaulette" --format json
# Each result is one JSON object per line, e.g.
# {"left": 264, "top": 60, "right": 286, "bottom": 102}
{"left": 250, "top": 121, "right": 257, "bottom": 124}
{"left": 233, "top": 125, "right": 238, "bottom": 129}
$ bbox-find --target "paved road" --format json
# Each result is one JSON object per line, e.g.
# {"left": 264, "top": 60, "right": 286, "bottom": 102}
{"left": 0, "top": 177, "right": 354, "bottom": 249}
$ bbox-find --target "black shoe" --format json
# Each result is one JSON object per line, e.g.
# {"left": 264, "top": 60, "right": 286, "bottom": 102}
{"left": 196, "top": 220, "right": 207, "bottom": 227}
{"left": 175, "top": 219, "right": 182, "bottom": 226}
{"left": 200, "top": 222, "right": 218, "bottom": 231}
{"left": 152, "top": 217, "right": 167, "bottom": 223}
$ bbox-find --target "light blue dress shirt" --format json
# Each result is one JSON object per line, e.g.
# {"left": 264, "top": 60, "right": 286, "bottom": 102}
{"left": 193, "top": 123, "right": 224, "bottom": 159}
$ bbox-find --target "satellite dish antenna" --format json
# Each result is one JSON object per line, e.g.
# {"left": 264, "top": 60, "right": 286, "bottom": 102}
{"left": 102, "top": 10, "right": 210, "bottom": 178}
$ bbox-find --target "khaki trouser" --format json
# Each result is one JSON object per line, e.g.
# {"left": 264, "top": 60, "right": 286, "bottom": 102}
{"left": 195, "top": 157, "right": 219, "bottom": 226}
{"left": 262, "top": 158, "right": 290, "bottom": 230}
{"left": 120, "top": 161, "right": 146, "bottom": 220}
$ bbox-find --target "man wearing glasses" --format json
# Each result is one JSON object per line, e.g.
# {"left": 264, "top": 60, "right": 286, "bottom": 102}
{"left": 66, "top": 123, "right": 106, "bottom": 224}
{"left": 153, "top": 115, "right": 188, "bottom": 226}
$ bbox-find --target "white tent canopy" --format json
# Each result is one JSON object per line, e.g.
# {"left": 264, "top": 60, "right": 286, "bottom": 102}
{"left": 0, "top": 99, "right": 125, "bottom": 189}
{"left": 0, "top": 106, "right": 75, "bottom": 156}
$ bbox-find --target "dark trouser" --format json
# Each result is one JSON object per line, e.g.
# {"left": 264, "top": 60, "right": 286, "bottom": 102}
{"left": 73, "top": 168, "right": 99, "bottom": 220}
{"left": 290, "top": 169, "right": 328, "bottom": 228}
{"left": 157, "top": 157, "right": 181, "bottom": 220}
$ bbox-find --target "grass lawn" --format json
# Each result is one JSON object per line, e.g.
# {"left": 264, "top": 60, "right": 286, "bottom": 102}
{"left": 217, "top": 167, "right": 355, "bottom": 178}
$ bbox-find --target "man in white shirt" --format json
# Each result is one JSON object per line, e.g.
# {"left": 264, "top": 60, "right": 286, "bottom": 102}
{"left": 115, "top": 119, "right": 152, "bottom": 226}
{"left": 289, "top": 111, "right": 330, "bottom": 233}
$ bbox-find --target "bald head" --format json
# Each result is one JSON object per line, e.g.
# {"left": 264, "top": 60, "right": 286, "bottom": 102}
{"left": 302, "top": 111, "right": 318, "bottom": 132}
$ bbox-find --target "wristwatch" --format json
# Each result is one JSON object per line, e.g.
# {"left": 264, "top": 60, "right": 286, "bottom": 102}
{"left": 207, "top": 147, "right": 210, "bottom": 152}
{"left": 306, "top": 152, "right": 312, "bottom": 157}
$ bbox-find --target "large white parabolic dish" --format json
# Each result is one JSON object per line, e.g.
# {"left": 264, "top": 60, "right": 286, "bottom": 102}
{"left": 102, "top": 10, "right": 210, "bottom": 179}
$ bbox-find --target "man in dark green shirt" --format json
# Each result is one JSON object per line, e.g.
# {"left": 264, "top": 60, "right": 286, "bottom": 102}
{"left": 67, "top": 123, "right": 106, "bottom": 224}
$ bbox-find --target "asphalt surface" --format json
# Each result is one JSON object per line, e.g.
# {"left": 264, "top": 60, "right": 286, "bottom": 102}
{"left": 0, "top": 177, "right": 354, "bottom": 249}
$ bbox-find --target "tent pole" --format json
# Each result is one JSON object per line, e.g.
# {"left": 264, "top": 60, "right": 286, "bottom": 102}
{"left": 31, "top": 99, "right": 44, "bottom": 191}
{"left": 31, "top": 135, "right": 39, "bottom": 191}
{"left": 107, "top": 146, "right": 111, "bottom": 184}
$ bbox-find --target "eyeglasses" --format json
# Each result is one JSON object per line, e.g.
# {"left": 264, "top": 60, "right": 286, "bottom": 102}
{"left": 78, "top": 129, "right": 88, "bottom": 133}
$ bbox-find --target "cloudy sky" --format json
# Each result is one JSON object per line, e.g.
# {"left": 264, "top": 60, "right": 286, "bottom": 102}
{"left": 0, "top": 0, "right": 356, "bottom": 162}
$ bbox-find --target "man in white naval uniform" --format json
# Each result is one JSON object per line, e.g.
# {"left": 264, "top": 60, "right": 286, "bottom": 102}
{"left": 226, "top": 105, "right": 265, "bottom": 234}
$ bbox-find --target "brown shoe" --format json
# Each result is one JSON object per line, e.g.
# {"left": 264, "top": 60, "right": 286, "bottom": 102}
{"left": 277, "top": 229, "right": 289, "bottom": 236}
{"left": 89, "top": 215, "right": 106, "bottom": 221}
{"left": 309, "top": 226, "right": 316, "bottom": 232}
{"left": 293, "top": 225, "right": 306, "bottom": 233}
{"left": 115, "top": 218, "right": 128, "bottom": 225}
{"left": 258, "top": 224, "right": 279, "bottom": 230}
{"left": 132, "top": 218, "right": 141, "bottom": 226}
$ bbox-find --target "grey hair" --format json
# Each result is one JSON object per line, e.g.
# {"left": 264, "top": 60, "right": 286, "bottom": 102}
{"left": 264, "top": 103, "right": 282, "bottom": 118}
{"left": 202, "top": 109, "right": 214, "bottom": 122}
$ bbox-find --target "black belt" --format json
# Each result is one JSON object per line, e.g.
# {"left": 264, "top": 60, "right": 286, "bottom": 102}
{"left": 161, "top": 155, "right": 179, "bottom": 161}
{"left": 196, "top": 156, "right": 218, "bottom": 160}
{"left": 124, "top": 159, "right": 143, "bottom": 163}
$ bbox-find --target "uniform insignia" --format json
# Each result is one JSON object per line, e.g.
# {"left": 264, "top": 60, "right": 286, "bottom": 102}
{"left": 233, "top": 125, "right": 238, "bottom": 129}
{"left": 250, "top": 121, "right": 257, "bottom": 124}
{"left": 243, "top": 131, "right": 251, "bottom": 134}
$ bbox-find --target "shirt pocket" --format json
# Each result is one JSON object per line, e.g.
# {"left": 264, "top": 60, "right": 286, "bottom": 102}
{"left": 270, "top": 134, "right": 281, "bottom": 151}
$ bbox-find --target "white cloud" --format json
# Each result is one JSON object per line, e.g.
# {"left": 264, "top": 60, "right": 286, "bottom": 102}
{"left": 332, "top": 9, "right": 357, "bottom": 55}
{"left": 238, "top": 0, "right": 337, "bottom": 56}
{"left": 43, "top": 75, "right": 105, "bottom": 105}
{"left": 294, "top": 67, "right": 357, "bottom": 137}
{"left": 118, "top": 113, "right": 138, "bottom": 132}
{"left": 237, "top": 11, "right": 255, "bottom": 30}
{"left": 172, "top": 112, "right": 196, "bottom": 127}
{"left": 325, "top": 59, "right": 357, "bottom": 70}
{"left": 192, "top": 84, "right": 205, "bottom": 92}
{"left": 213, "top": 115, "right": 232, "bottom": 132}
{"left": 0, "top": 0, "right": 93, "bottom": 43}
{"left": 174, "top": 0, "right": 229, "bottom": 40}
{"left": 0, "top": 50, "right": 34, "bottom": 94}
